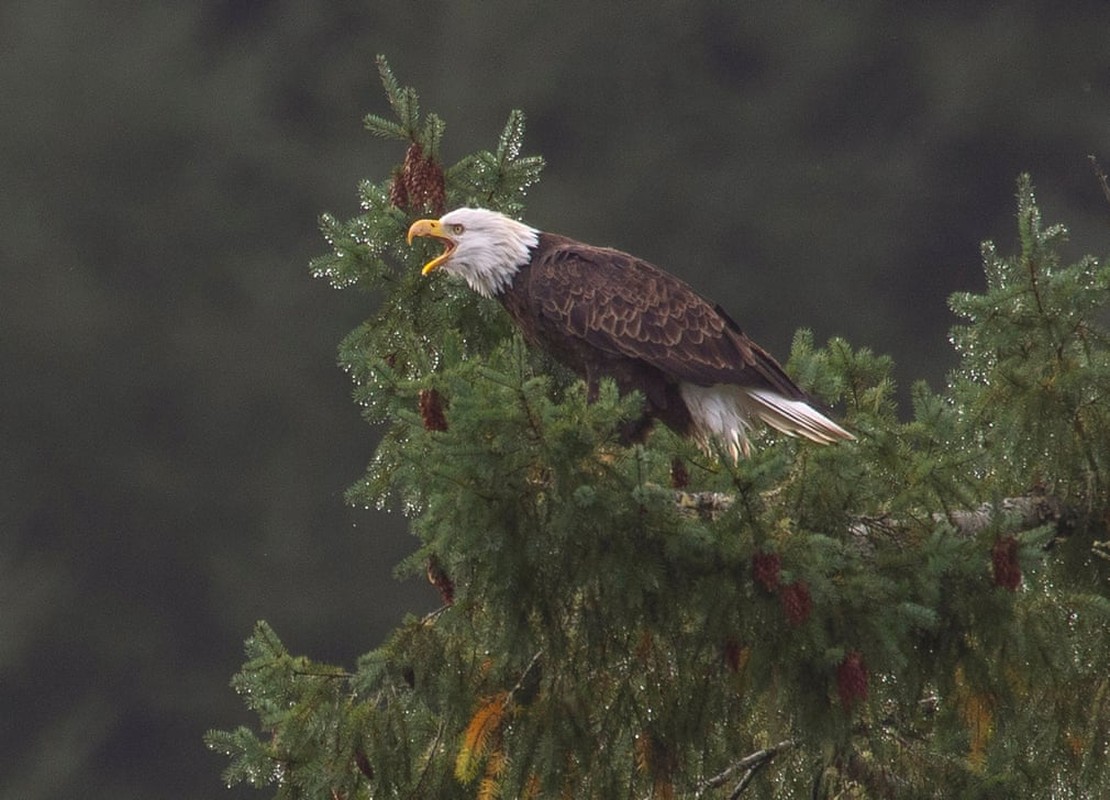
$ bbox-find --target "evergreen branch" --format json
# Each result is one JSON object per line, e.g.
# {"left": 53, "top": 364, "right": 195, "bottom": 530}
{"left": 515, "top": 384, "right": 546, "bottom": 448}
{"left": 362, "top": 113, "right": 409, "bottom": 140}
{"left": 506, "top": 650, "right": 543, "bottom": 704}
{"left": 456, "top": 692, "right": 509, "bottom": 782}
{"left": 405, "top": 718, "right": 448, "bottom": 800}
{"left": 393, "top": 443, "right": 500, "bottom": 504}
{"left": 422, "top": 113, "right": 446, "bottom": 158}
{"left": 419, "top": 604, "right": 451, "bottom": 626}
{"left": 375, "top": 54, "right": 402, "bottom": 107}
{"left": 375, "top": 55, "right": 418, "bottom": 136}
{"left": 290, "top": 666, "right": 354, "bottom": 680}
{"left": 695, "top": 740, "right": 795, "bottom": 798}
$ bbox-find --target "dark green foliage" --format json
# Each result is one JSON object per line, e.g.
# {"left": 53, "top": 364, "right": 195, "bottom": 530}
{"left": 948, "top": 174, "right": 1110, "bottom": 501}
{"left": 208, "top": 60, "right": 1110, "bottom": 798}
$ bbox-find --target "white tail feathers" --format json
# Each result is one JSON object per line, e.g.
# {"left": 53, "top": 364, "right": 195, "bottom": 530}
{"left": 680, "top": 383, "right": 854, "bottom": 461}
{"left": 744, "top": 388, "right": 855, "bottom": 445}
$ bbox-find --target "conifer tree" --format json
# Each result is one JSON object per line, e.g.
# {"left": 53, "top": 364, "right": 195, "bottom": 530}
{"left": 207, "top": 57, "right": 1110, "bottom": 799}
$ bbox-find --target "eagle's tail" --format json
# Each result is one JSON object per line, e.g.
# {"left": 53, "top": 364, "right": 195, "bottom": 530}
{"left": 743, "top": 388, "right": 855, "bottom": 446}
{"left": 680, "top": 384, "right": 854, "bottom": 461}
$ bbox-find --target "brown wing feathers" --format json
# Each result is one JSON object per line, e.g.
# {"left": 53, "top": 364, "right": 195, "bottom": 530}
{"left": 521, "top": 235, "right": 808, "bottom": 399}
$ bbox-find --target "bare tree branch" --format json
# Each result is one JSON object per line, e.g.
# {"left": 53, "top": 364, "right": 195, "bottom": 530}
{"left": 678, "top": 490, "right": 1073, "bottom": 543}
{"left": 847, "top": 492, "right": 1072, "bottom": 554}
{"left": 1089, "top": 154, "right": 1110, "bottom": 209}
{"left": 695, "top": 740, "right": 795, "bottom": 798}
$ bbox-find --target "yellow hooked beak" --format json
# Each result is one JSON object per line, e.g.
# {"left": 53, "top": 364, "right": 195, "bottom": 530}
{"left": 407, "top": 219, "right": 457, "bottom": 275}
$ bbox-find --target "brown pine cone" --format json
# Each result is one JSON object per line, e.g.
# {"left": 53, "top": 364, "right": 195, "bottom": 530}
{"left": 751, "top": 552, "right": 782, "bottom": 594}
{"left": 426, "top": 554, "right": 454, "bottom": 606}
{"left": 780, "top": 580, "right": 812, "bottom": 626}
{"left": 418, "top": 388, "right": 448, "bottom": 432}
{"left": 401, "top": 143, "right": 445, "bottom": 216}
{"left": 991, "top": 535, "right": 1022, "bottom": 591}
{"left": 836, "top": 650, "right": 869, "bottom": 708}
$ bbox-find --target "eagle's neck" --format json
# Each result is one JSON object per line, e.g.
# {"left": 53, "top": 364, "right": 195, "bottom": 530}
{"left": 457, "top": 219, "right": 540, "bottom": 298}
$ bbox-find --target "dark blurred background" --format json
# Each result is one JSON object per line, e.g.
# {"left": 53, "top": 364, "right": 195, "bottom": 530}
{"left": 2, "top": 2, "right": 1107, "bottom": 797}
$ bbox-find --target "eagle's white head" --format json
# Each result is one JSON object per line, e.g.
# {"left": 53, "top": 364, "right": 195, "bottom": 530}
{"left": 407, "top": 208, "right": 540, "bottom": 298}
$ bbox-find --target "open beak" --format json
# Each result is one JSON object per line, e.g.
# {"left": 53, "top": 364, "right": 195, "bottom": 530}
{"left": 407, "top": 219, "right": 456, "bottom": 275}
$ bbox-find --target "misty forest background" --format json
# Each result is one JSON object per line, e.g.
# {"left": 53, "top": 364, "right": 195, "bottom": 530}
{"left": 3, "top": 2, "right": 1110, "bottom": 798}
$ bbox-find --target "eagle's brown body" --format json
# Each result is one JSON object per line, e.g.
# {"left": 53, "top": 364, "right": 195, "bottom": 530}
{"left": 407, "top": 208, "right": 852, "bottom": 458}
{"left": 498, "top": 233, "right": 819, "bottom": 443}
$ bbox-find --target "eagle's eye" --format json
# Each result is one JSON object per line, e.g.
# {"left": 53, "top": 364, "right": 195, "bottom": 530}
{"left": 451, "top": 223, "right": 465, "bottom": 235}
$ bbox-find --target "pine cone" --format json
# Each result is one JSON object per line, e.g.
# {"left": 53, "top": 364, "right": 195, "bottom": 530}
{"left": 386, "top": 142, "right": 446, "bottom": 215}
{"left": 836, "top": 650, "right": 869, "bottom": 709}
{"left": 353, "top": 746, "right": 374, "bottom": 780}
{"left": 991, "top": 535, "right": 1022, "bottom": 591}
{"left": 388, "top": 167, "right": 409, "bottom": 210}
{"left": 751, "top": 552, "right": 782, "bottom": 594}
{"left": 780, "top": 580, "right": 812, "bottom": 626}
{"left": 722, "top": 639, "right": 748, "bottom": 673}
{"left": 426, "top": 554, "right": 454, "bottom": 605}
{"left": 418, "top": 388, "right": 448, "bottom": 432}
{"left": 401, "top": 142, "right": 446, "bottom": 216}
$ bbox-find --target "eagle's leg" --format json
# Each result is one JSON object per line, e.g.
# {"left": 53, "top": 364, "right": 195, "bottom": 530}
{"left": 583, "top": 364, "right": 611, "bottom": 404}
{"left": 617, "top": 413, "right": 656, "bottom": 446}
{"left": 582, "top": 365, "right": 654, "bottom": 445}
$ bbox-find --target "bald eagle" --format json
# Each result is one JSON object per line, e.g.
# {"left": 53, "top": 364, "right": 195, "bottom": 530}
{"left": 407, "top": 208, "right": 853, "bottom": 459}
